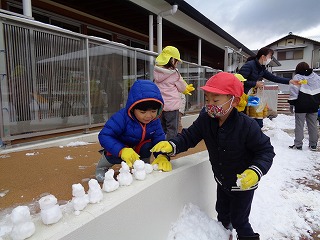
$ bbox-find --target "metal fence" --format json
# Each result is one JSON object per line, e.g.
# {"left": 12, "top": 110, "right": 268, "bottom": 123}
{"left": 0, "top": 12, "right": 219, "bottom": 145}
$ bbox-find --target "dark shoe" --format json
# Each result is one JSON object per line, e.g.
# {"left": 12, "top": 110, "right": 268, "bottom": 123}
{"left": 289, "top": 145, "right": 302, "bottom": 150}
{"left": 237, "top": 233, "right": 260, "bottom": 240}
{"left": 309, "top": 145, "right": 317, "bottom": 151}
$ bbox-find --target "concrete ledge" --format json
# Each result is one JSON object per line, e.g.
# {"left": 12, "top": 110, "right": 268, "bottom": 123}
{"left": 30, "top": 151, "right": 216, "bottom": 240}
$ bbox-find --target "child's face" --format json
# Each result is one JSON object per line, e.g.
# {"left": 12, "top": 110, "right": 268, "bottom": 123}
{"left": 133, "top": 109, "right": 158, "bottom": 124}
{"left": 204, "top": 92, "right": 232, "bottom": 107}
{"left": 204, "top": 92, "right": 239, "bottom": 119}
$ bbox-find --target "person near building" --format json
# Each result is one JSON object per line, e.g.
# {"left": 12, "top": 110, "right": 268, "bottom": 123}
{"left": 95, "top": 80, "right": 168, "bottom": 182}
{"left": 238, "top": 47, "right": 300, "bottom": 94}
{"left": 288, "top": 62, "right": 320, "bottom": 151}
{"left": 151, "top": 72, "right": 275, "bottom": 240}
{"left": 153, "top": 46, "right": 194, "bottom": 140}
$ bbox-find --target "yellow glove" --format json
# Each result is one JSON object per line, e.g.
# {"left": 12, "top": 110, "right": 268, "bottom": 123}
{"left": 152, "top": 154, "right": 172, "bottom": 172}
{"left": 150, "top": 141, "right": 173, "bottom": 153}
{"left": 299, "top": 79, "right": 307, "bottom": 84}
{"left": 236, "top": 169, "right": 259, "bottom": 190}
{"left": 182, "top": 84, "right": 195, "bottom": 95}
{"left": 120, "top": 148, "right": 140, "bottom": 168}
{"left": 235, "top": 93, "right": 248, "bottom": 112}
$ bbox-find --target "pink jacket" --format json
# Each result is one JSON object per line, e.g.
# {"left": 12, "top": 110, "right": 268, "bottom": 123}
{"left": 153, "top": 66, "right": 187, "bottom": 111}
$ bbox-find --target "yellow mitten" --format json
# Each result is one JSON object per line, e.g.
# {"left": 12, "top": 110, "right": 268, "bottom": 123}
{"left": 183, "top": 84, "right": 195, "bottom": 95}
{"left": 235, "top": 93, "right": 248, "bottom": 112}
{"left": 120, "top": 148, "right": 140, "bottom": 168}
{"left": 299, "top": 79, "right": 307, "bottom": 84}
{"left": 152, "top": 154, "right": 172, "bottom": 172}
{"left": 150, "top": 141, "right": 173, "bottom": 153}
{"left": 236, "top": 169, "right": 259, "bottom": 190}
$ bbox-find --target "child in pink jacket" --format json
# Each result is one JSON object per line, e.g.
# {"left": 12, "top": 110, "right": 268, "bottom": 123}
{"left": 153, "top": 46, "right": 194, "bottom": 139}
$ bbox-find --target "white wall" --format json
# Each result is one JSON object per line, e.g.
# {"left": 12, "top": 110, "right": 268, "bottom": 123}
{"left": 30, "top": 152, "right": 216, "bottom": 240}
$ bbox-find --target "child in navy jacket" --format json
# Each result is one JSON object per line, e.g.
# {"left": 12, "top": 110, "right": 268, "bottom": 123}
{"left": 96, "top": 80, "right": 168, "bottom": 182}
{"left": 151, "top": 72, "right": 275, "bottom": 240}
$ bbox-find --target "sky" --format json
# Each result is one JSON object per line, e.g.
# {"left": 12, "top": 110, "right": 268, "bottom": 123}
{"left": 184, "top": 0, "right": 320, "bottom": 50}
{"left": 1, "top": 114, "right": 320, "bottom": 239}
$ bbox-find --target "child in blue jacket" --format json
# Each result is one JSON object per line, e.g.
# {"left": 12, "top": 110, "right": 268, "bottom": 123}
{"left": 96, "top": 80, "right": 169, "bottom": 182}
{"left": 151, "top": 72, "right": 275, "bottom": 240}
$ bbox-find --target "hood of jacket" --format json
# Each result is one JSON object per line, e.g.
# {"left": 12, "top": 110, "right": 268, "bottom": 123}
{"left": 125, "top": 79, "right": 164, "bottom": 119}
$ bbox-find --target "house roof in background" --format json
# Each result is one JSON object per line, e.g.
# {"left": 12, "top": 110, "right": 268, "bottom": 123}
{"left": 266, "top": 33, "right": 320, "bottom": 47}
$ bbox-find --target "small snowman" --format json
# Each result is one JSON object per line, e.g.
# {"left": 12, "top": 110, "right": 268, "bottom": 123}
{"left": 10, "top": 206, "right": 35, "bottom": 240}
{"left": 71, "top": 183, "right": 89, "bottom": 215}
{"left": 39, "top": 194, "right": 63, "bottom": 225}
{"left": 88, "top": 179, "right": 103, "bottom": 203}
{"left": 132, "top": 160, "right": 146, "bottom": 180}
{"left": 145, "top": 163, "right": 153, "bottom": 174}
{"left": 117, "top": 161, "right": 133, "bottom": 186}
{"left": 102, "top": 169, "right": 119, "bottom": 192}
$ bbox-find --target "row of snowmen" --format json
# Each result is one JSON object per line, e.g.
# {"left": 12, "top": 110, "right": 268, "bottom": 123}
{"left": 7, "top": 160, "right": 156, "bottom": 240}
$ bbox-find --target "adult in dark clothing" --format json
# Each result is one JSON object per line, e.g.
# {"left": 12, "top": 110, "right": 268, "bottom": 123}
{"left": 288, "top": 62, "right": 320, "bottom": 151}
{"left": 151, "top": 72, "right": 275, "bottom": 240}
{"left": 238, "top": 47, "right": 299, "bottom": 94}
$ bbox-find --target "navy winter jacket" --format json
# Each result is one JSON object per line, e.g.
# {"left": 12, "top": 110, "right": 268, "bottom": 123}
{"left": 98, "top": 80, "right": 165, "bottom": 157}
{"left": 238, "top": 59, "right": 290, "bottom": 94}
{"left": 170, "top": 108, "right": 275, "bottom": 191}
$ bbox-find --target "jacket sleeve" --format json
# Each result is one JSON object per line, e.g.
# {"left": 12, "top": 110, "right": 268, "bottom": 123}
{"left": 151, "top": 119, "right": 166, "bottom": 158}
{"left": 151, "top": 119, "right": 166, "bottom": 143}
{"left": 263, "top": 70, "right": 290, "bottom": 84}
{"left": 174, "top": 73, "right": 188, "bottom": 93}
{"left": 245, "top": 121, "right": 275, "bottom": 179}
{"left": 238, "top": 62, "right": 257, "bottom": 90}
{"left": 98, "top": 111, "right": 127, "bottom": 157}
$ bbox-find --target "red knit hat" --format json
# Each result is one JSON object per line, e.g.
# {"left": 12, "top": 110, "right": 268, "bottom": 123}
{"left": 200, "top": 72, "right": 244, "bottom": 97}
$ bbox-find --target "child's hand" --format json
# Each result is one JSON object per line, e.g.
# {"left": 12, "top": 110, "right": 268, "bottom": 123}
{"left": 150, "top": 141, "right": 173, "bottom": 153}
{"left": 290, "top": 79, "right": 301, "bottom": 85}
{"left": 152, "top": 154, "right": 172, "bottom": 172}
{"left": 183, "top": 84, "right": 195, "bottom": 95}
{"left": 236, "top": 169, "right": 259, "bottom": 190}
{"left": 120, "top": 148, "right": 140, "bottom": 168}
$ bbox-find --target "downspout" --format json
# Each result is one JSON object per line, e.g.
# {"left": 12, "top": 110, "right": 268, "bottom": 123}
{"left": 22, "top": 0, "right": 32, "bottom": 17}
{"left": 157, "top": 5, "right": 178, "bottom": 53}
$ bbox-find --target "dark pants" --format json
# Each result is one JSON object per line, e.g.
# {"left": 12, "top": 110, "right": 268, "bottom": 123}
{"left": 216, "top": 184, "right": 256, "bottom": 237}
{"left": 161, "top": 110, "right": 179, "bottom": 140}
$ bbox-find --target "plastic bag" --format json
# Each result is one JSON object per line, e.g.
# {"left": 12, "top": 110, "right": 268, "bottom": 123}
{"left": 247, "top": 87, "right": 267, "bottom": 112}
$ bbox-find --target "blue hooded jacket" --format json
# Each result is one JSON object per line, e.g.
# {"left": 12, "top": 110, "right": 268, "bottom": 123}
{"left": 98, "top": 80, "right": 165, "bottom": 157}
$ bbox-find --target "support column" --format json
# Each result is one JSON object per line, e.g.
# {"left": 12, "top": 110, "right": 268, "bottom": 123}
{"left": 22, "top": 0, "right": 32, "bottom": 17}
{"left": 149, "top": 15, "right": 154, "bottom": 52}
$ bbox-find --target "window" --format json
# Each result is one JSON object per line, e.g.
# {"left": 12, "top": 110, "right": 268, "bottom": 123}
{"left": 277, "top": 50, "right": 303, "bottom": 60}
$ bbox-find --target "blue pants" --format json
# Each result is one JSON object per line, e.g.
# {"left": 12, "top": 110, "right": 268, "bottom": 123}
{"left": 216, "top": 184, "right": 256, "bottom": 237}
